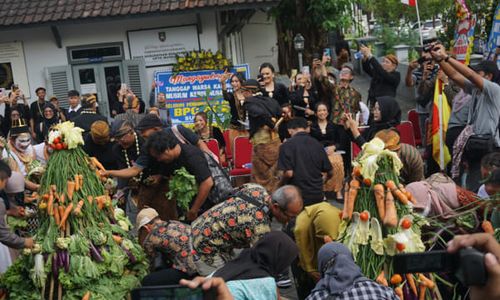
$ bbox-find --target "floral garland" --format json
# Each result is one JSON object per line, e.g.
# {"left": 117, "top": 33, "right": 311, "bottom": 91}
{"left": 123, "top": 132, "right": 142, "bottom": 183}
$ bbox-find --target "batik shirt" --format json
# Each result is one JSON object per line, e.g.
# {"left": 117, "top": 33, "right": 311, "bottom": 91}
{"left": 191, "top": 192, "right": 271, "bottom": 265}
{"left": 143, "top": 220, "right": 197, "bottom": 275}
{"left": 306, "top": 280, "right": 399, "bottom": 300}
{"left": 331, "top": 85, "right": 361, "bottom": 125}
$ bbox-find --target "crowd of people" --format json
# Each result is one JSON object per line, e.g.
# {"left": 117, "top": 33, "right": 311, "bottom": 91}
{"left": 0, "top": 38, "right": 499, "bottom": 300}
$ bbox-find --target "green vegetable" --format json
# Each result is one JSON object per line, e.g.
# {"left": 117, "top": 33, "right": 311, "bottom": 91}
{"left": 166, "top": 167, "right": 197, "bottom": 212}
{"left": 6, "top": 215, "right": 28, "bottom": 229}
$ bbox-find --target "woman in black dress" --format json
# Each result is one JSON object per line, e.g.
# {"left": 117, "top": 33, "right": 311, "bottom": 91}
{"left": 259, "top": 62, "right": 289, "bottom": 106}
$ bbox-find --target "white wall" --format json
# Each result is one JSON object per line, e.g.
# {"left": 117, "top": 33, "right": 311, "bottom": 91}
{"left": 240, "top": 11, "right": 278, "bottom": 78}
{"left": 0, "top": 12, "right": 218, "bottom": 102}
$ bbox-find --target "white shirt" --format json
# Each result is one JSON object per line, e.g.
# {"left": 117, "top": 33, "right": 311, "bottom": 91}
{"left": 68, "top": 104, "right": 81, "bottom": 113}
{"left": 477, "top": 184, "right": 489, "bottom": 199}
{"left": 357, "top": 101, "right": 370, "bottom": 125}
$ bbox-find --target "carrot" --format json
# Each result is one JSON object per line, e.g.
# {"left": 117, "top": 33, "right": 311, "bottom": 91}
{"left": 59, "top": 194, "right": 65, "bottom": 204}
{"left": 73, "top": 200, "right": 84, "bottom": 216}
{"left": 59, "top": 203, "right": 73, "bottom": 229}
{"left": 42, "top": 194, "right": 50, "bottom": 201}
{"left": 343, "top": 179, "right": 360, "bottom": 220}
{"left": 373, "top": 184, "right": 386, "bottom": 220}
{"left": 91, "top": 157, "right": 106, "bottom": 171}
{"left": 418, "top": 273, "right": 435, "bottom": 289}
{"left": 87, "top": 195, "right": 93, "bottom": 204}
{"left": 386, "top": 180, "right": 409, "bottom": 205}
{"left": 418, "top": 284, "right": 427, "bottom": 300}
{"left": 51, "top": 185, "right": 57, "bottom": 193}
{"left": 74, "top": 175, "right": 80, "bottom": 191}
{"left": 406, "top": 274, "right": 418, "bottom": 295}
{"left": 390, "top": 274, "right": 403, "bottom": 285}
{"left": 96, "top": 196, "right": 104, "bottom": 210}
{"left": 398, "top": 183, "right": 416, "bottom": 204}
{"left": 67, "top": 180, "right": 75, "bottom": 200}
{"left": 112, "top": 235, "right": 123, "bottom": 244}
{"left": 376, "top": 270, "right": 388, "bottom": 286}
{"left": 82, "top": 291, "right": 91, "bottom": 300}
{"left": 482, "top": 220, "right": 494, "bottom": 234}
{"left": 58, "top": 205, "right": 66, "bottom": 231}
{"left": 394, "top": 286, "right": 404, "bottom": 300}
{"left": 352, "top": 166, "right": 361, "bottom": 177}
{"left": 47, "top": 192, "right": 54, "bottom": 216}
{"left": 53, "top": 204, "right": 61, "bottom": 226}
{"left": 78, "top": 174, "right": 84, "bottom": 189}
{"left": 383, "top": 189, "right": 398, "bottom": 227}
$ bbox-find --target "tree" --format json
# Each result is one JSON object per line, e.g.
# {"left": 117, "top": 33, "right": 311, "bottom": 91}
{"left": 270, "top": 0, "right": 354, "bottom": 75}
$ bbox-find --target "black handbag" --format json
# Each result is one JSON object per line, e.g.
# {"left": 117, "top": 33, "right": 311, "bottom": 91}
{"left": 465, "top": 134, "right": 496, "bottom": 155}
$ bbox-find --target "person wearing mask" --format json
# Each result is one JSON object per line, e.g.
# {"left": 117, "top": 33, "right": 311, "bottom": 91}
{"left": 136, "top": 208, "right": 197, "bottom": 286}
{"left": 39, "top": 103, "right": 59, "bottom": 141}
{"left": 191, "top": 184, "right": 303, "bottom": 276}
{"left": 221, "top": 72, "right": 248, "bottom": 154}
{"left": 65, "top": 90, "right": 82, "bottom": 121}
{"left": 259, "top": 63, "right": 289, "bottom": 106}
{"left": 406, "top": 50, "right": 439, "bottom": 144}
{"left": 310, "top": 103, "right": 344, "bottom": 201}
{"left": 212, "top": 231, "right": 299, "bottom": 300}
{"left": 82, "top": 121, "right": 117, "bottom": 171}
{"left": 29, "top": 87, "right": 47, "bottom": 142}
{"left": 430, "top": 43, "right": 500, "bottom": 191}
{"left": 193, "top": 112, "right": 226, "bottom": 165}
{"left": 293, "top": 201, "right": 342, "bottom": 299}
{"left": 447, "top": 233, "right": 500, "bottom": 300}
{"left": 306, "top": 242, "right": 399, "bottom": 300}
{"left": 73, "top": 94, "right": 107, "bottom": 137}
{"left": 344, "top": 96, "right": 401, "bottom": 147}
{"left": 278, "top": 117, "right": 332, "bottom": 207}
{"left": 360, "top": 45, "right": 400, "bottom": 109}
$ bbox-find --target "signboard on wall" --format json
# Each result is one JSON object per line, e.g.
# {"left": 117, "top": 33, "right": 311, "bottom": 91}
{"left": 154, "top": 64, "right": 250, "bottom": 125}
{"left": 486, "top": 3, "right": 500, "bottom": 68}
{"left": 0, "top": 41, "right": 30, "bottom": 97}
{"left": 127, "top": 25, "right": 200, "bottom": 67}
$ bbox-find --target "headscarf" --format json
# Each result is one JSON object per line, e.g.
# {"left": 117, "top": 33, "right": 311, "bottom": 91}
{"left": 365, "top": 96, "right": 401, "bottom": 141}
{"left": 312, "top": 242, "right": 369, "bottom": 296}
{"left": 405, "top": 173, "right": 459, "bottom": 218}
{"left": 41, "top": 103, "right": 59, "bottom": 140}
{"left": 213, "top": 231, "right": 298, "bottom": 281}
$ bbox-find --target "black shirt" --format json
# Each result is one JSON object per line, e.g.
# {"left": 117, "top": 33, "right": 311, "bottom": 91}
{"left": 160, "top": 144, "right": 211, "bottom": 184}
{"left": 362, "top": 57, "right": 401, "bottom": 107}
{"left": 73, "top": 111, "right": 108, "bottom": 137}
{"left": 310, "top": 121, "right": 337, "bottom": 147}
{"left": 278, "top": 132, "right": 332, "bottom": 206}
{"left": 290, "top": 86, "right": 319, "bottom": 119}
{"left": 65, "top": 107, "right": 83, "bottom": 121}
{"left": 83, "top": 135, "right": 118, "bottom": 170}
{"left": 262, "top": 82, "right": 290, "bottom": 106}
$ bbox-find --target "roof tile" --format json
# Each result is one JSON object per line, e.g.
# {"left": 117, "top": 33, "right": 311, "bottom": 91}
{"left": 0, "top": 0, "right": 278, "bottom": 27}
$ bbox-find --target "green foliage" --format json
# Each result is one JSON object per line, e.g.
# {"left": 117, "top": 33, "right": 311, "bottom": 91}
{"left": 166, "top": 167, "right": 197, "bottom": 212}
{"left": 375, "top": 25, "right": 419, "bottom": 55}
{"left": 198, "top": 89, "right": 232, "bottom": 130}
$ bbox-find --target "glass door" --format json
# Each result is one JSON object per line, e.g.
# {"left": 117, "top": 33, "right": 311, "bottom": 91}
{"left": 100, "top": 63, "right": 123, "bottom": 118}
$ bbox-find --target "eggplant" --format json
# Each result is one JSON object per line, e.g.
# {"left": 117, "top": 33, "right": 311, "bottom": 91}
{"left": 64, "top": 251, "right": 70, "bottom": 273}
{"left": 89, "top": 242, "right": 104, "bottom": 262}
{"left": 57, "top": 250, "right": 63, "bottom": 269}
{"left": 52, "top": 253, "right": 58, "bottom": 277}
{"left": 122, "top": 246, "right": 137, "bottom": 264}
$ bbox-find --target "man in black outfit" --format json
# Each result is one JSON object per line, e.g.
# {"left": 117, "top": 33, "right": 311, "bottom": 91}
{"left": 73, "top": 94, "right": 108, "bottom": 137}
{"left": 29, "top": 87, "right": 47, "bottom": 142}
{"left": 65, "top": 90, "right": 82, "bottom": 120}
{"left": 144, "top": 130, "right": 214, "bottom": 221}
{"left": 278, "top": 117, "right": 333, "bottom": 207}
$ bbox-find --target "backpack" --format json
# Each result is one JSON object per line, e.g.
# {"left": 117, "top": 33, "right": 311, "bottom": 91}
{"left": 203, "top": 152, "right": 234, "bottom": 205}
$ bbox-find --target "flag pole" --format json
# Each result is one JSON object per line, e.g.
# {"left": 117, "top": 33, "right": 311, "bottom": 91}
{"left": 415, "top": 0, "right": 424, "bottom": 46}
{"left": 437, "top": 80, "right": 445, "bottom": 170}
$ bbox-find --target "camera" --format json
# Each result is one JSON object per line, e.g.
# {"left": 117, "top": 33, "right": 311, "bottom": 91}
{"left": 393, "top": 247, "right": 487, "bottom": 286}
{"left": 422, "top": 41, "right": 441, "bottom": 53}
{"left": 257, "top": 74, "right": 264, "bottom": 82}
{"left": 417, "top": 56, "right": 431, "bottom": 65}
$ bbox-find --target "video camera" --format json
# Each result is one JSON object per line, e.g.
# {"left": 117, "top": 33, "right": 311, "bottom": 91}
{"left": 422, "top": 41, "right": 441, "bottom": 53}
{"left": 393, "top": 247, "right": 487, "bottom": 287}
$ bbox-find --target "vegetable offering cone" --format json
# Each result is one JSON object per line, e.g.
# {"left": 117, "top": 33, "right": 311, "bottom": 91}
{"left": 0, "top": 122, "right": 148, "bottom": 300}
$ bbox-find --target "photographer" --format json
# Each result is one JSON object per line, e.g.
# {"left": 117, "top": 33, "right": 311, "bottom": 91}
{"left": 447, "top": 233, "right": 500, "bottom": 300}
{"left": 430, "top": 43, "right": 500, "bottom": 191}
{"left": 405, "top": 50, "right": 439, "bottom": 147}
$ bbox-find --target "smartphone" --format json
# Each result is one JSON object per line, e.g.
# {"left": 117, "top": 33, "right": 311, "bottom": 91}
{"left": 393, "top": 247, "right": 487, "bottom": 286}
{"left": 131, "top": 285, "right": 216, "bottom": 300}
{"left": 301, "top": 66, "right": 310, "bottom": 75}
{"left": 323, "top": 48, "right": 331, "bottom": 58}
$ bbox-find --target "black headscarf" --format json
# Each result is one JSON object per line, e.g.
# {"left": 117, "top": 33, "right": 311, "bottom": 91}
{"left": 213, "top": 231, "right": 299, "bottom": 281}
{"left": 364, "top": 96, "right": 401, "bottom": 141}
{"left": 41, "top": 103, "right": 59, "bottom": 140}
{"left": 243, "top": 95, "right": 281, "bottom": 138}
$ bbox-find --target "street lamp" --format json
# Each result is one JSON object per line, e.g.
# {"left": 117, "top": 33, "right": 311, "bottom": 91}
{"left": 293, "top": 33, "right": 305, "bottom": 70}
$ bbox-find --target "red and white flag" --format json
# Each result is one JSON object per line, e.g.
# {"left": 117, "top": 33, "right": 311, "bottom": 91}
{"left": 401, "top": 0, "right": 416, "bottom": 6}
